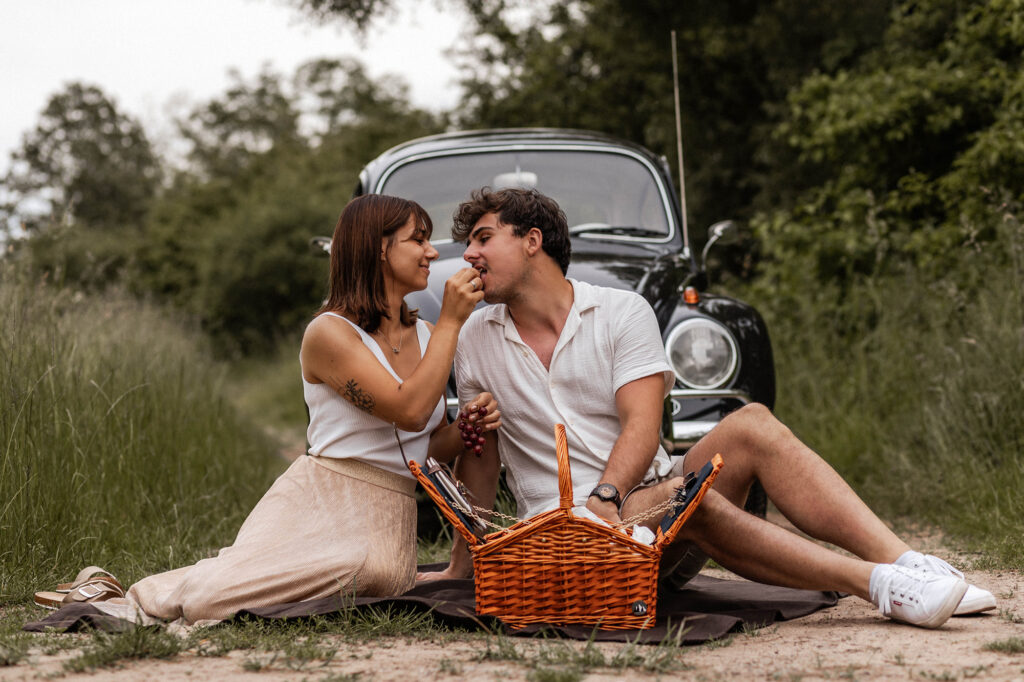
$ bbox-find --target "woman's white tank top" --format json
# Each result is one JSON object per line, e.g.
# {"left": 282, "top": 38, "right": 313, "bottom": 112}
{"left": 302, "top": 313, "right": 446, "bottom": 478}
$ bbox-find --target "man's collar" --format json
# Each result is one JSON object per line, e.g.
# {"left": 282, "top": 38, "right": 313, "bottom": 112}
{"left": 482, "top": 302, "right": 507, "bottom": 325}
{"left": 483, "top": 278, "right": 600, "bottom": 328}
{"left": 568, "top": 278, "right": 601, "bottom": 313}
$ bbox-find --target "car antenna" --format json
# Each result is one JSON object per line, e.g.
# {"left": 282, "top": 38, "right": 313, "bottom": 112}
{"left": 671, "top": 30, "right": 691, "bottom": 260}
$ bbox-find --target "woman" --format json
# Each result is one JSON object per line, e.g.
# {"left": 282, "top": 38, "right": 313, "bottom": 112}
{"left": 50, "top": 195, "right": 498, "bottom": 625}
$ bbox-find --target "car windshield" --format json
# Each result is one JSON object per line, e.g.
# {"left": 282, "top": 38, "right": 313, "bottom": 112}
{"left": 377, "top": 148, "right": 673, "bottom": 242}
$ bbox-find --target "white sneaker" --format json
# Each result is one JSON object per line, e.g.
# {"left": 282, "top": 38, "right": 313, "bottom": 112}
{"left": 869, "top": 564, "right": 967, "bottom": 628}
{"left": 895, "top": 551, "right": 997, "bottom": 615}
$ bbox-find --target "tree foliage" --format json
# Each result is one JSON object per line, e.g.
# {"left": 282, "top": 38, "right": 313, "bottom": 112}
{"left": 7, "top": 0, "right": 1023, "bottom": 356}
{"left": 293, "top": 0, "right": 398, "bottom": 30}
{"left": 753, "top": 0, "right": 1024, "bottom": 295}
{"left": 178, "top": 67, "right": 303, "bottom": 181}
{"left": 3, "top": 60, "right": 443, "bottom": 356}
{"left": 1, "top": 83, "right": 161, "bottom": 233}
{"left": 129, "top": 60, "right": 443, "bottom": 355}
{"left": 444, "top": 0, "right": 891, "bottom": 237}
{"left": 287, "top": 0, "right": 892, "bottom": 235}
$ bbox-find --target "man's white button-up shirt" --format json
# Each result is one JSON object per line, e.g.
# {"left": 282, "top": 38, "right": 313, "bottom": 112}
{"left": 455, "top": 279, "right": 674, "bottom": 519}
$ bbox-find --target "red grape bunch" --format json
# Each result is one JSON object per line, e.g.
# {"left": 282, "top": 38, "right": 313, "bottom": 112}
{"left": 457, "top": 406, "right": 488, "bottom": 456}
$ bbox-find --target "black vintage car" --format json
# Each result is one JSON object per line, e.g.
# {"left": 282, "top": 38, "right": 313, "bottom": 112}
{"left": 349, "top": 128, "right": 774, "bottom": 513}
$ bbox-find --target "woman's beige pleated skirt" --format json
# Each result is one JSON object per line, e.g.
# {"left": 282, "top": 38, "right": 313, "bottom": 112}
{"left": 97, "top": 455, "right": 417, "bottom": 626}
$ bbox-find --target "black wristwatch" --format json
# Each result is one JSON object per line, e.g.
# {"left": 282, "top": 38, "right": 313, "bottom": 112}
{"left": 589, "top": 483, "right": 621, "bottom": 508}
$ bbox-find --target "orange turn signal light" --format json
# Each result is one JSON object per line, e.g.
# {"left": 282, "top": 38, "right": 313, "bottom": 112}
{"left": 683, "top": 286, "right": 700, "bottom": 305}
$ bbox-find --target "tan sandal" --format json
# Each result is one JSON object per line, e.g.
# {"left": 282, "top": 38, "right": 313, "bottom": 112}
{"left": 34, "top": 567, "right": 125, "bottom": 610}
{"left": 54, "top": 566, "right": 123, "bottom": 594}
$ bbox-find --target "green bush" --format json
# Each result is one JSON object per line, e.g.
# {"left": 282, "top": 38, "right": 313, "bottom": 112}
{"left": 0, "top": 267, "right": 283, "bottom": 602}
{"left": 744, "top": 207, "right": 1024, "bottom": 566}
{"left": 756, "top": 0, "right": 1024, "bottom": 296}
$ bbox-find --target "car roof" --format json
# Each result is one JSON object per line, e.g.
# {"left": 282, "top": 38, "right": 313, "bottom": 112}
{"left": 364, "top": 128, "right": 667, "bottom": 170}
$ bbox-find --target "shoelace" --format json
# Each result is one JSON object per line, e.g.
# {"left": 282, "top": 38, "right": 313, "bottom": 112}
{"left": 909, "top": 553, "right": 965, "bottom": 580}
{"left": 873, "top": 565, "right": 928, "bottom": 616}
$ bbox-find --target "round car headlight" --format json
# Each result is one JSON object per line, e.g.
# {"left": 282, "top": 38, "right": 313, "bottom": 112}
{"left": 665, "top": 318, "right": 739, "bottom": 389}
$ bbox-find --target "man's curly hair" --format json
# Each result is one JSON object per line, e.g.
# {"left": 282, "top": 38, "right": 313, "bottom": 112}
{"left": 452, "top": 187, "right": 571, "bottom": 274}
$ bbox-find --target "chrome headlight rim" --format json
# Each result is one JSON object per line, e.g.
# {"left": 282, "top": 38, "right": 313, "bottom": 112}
{"left": 664, "top": 317, "right": 740, "bottom": 390}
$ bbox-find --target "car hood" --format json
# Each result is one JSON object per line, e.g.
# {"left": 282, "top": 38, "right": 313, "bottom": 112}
{"left": 406, "top": 240, "right": 690, "bottom": 328}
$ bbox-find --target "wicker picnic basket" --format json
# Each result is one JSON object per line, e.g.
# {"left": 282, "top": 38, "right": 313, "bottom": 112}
{"left": 409, "top": 424, "right": 723, "bottom": 630}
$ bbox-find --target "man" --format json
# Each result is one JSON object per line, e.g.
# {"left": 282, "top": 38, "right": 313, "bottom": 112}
{"left": 421, "top": 187, "right": 995, "bottom": 629}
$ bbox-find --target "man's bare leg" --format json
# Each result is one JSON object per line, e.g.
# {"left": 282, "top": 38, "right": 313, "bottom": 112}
{"left": 663, "top": 490, "right": 972, "bottom": 629}
{"left": 675, "top": 490, "right": 875, "bottom": 597}
{"left": 675, "top": 403, "right": 910, "bottom": 564}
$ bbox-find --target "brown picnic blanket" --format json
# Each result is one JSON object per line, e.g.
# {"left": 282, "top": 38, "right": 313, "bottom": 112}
{"left": 24, "top": 571, "right": 839, "bottom": 644}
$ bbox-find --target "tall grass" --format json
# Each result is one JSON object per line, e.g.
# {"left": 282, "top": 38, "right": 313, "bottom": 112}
{"left": 748, "top": 211, "right": 1024, "bottom": 566}
{"left": 227, "top": 338, "right": 308, "bottom": 450}
{"left": 0, "top": 267, "right": 284, "bottom": 602}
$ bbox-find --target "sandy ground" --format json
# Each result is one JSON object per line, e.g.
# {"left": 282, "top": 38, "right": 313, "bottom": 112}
{"left": 4, "top": 520, "right": 1023, "bottom": 681}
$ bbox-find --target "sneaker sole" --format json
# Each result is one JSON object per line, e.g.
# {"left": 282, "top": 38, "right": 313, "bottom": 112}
{"left": 954, "top": 592, "right": 998, "bottom": 616}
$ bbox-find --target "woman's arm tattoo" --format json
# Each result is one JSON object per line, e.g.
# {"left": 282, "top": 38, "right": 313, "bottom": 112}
{"left": 343, "top": 379, "right": 376, "bottom": 414}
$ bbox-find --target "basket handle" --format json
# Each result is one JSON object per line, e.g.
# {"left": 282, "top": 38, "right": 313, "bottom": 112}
{"left": 554, "top": 424, "right": 574, "bottom": 511}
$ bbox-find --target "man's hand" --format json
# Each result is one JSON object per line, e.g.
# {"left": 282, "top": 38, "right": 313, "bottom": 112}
{"left": 586, "top": 496, "right": 622, "bottom": 525}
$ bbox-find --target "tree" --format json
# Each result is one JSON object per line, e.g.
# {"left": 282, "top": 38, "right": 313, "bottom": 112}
{"left": 752, "top": 0, "right": 1024, "bottom": 295}
{"left": 177, "top": 66, "right": 302, "bottom": 182}
{"left": 450, "top": 0, "right": 892, "bottom": 236}
{"left": 289, "top": 0, "right": 892, "bottom": 257}
{"left": 134, "top": 59, "right": 444, "bottom": 355}
{"left": 1, "top": 82, "right": 161, "bottom": 233}
{"left": 293, "top": 0, "right": 398, "bottom": 30}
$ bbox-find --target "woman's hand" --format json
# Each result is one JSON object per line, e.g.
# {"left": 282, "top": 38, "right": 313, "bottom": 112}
{"left": 438, "top": 267, "right": 484, "bottom": 326}
{"left": 457, "top": 392, "right": 501, "bottom": 455}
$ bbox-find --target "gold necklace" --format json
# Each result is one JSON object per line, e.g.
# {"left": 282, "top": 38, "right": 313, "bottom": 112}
{"left": 376, "top": 325, "right": 406, "bottom": 354}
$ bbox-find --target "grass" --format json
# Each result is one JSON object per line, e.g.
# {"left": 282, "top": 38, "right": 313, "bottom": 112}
{"left": 63, "top": 626, "right": 182, "bottom": 672}
{"left": 0, "top": 605, "right": 460, "bottom": 675}
{"left": 472, "top": 624, "right": 691, "bottom": 677}
{"left": 36, "top": 616, "right": 690, "bottom": 678}
{"left": 0, "top": 606, "right": 35, "bottom": 666}
{"left": 1, "top": 600, "right": 697, "bottom": 678}
{"left": 0, "top": 267, "right": 284, "bottom": 602}
{"left": 226, "top": 337, "right": 309, "bottom": 450}
{"left": 984, "top": 637, "right": 1024, "bottom": 654}
{"left": 741, "top": 210, "right": 1024, "bottom": 567}
{"left": 187, "top": 606, "right": 455, "bottom": 658}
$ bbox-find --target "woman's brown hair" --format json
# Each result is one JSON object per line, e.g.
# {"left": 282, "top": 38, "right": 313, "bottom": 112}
{"left": 318, "top": 194, "right": 433, "bottom": 332}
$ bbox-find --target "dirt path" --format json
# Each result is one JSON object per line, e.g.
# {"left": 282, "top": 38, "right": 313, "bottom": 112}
{"left": 4, "top": 529, "right": 1023, "bottom": 681}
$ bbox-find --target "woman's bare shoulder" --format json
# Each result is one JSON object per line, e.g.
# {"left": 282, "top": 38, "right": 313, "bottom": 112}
{"left": 301, "top": 313, "right": 364, "bottom": 384}
{"left": 302, "top": 313, "right": 360, "bottom": 352}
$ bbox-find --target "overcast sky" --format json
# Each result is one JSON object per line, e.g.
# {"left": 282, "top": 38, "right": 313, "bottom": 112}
{"left": 0, "top": 1, "right": 465, "bottom": 173}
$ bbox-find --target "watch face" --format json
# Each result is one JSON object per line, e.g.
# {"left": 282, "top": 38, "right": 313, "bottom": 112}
{"left": 595, "top": 484, "right": 618, "bottom": 501}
